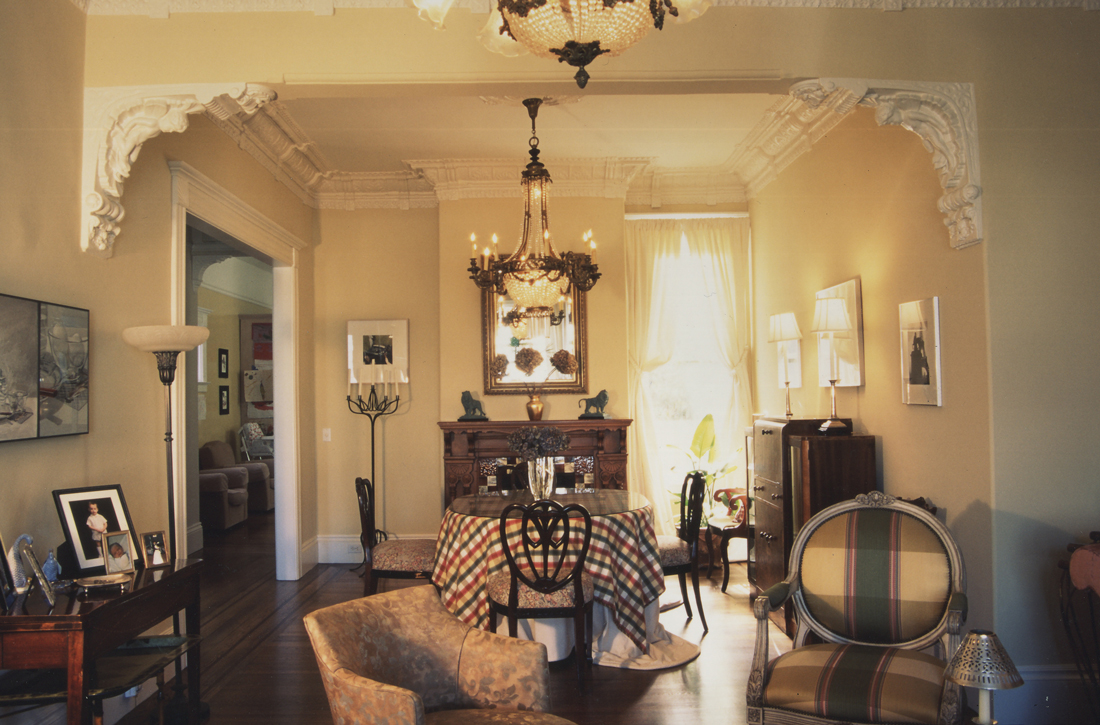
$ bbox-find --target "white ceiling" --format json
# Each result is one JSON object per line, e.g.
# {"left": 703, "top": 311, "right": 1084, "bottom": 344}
{"left": 278, "top": 93, "right": 783, "bottom": 174}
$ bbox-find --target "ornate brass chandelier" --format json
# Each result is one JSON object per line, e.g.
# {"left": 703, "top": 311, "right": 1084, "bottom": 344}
{"left": 468, "top": 98, "right": 601, "bottom": 317}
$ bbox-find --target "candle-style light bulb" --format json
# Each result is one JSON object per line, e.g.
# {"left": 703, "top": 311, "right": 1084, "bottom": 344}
{"left": 471, "top": 233, "right": 477, "bottom": 258}
{"left": 589, "top": 235, "right": 597, "bottom": 264}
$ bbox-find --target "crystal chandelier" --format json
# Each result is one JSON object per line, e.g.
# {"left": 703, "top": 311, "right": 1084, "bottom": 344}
{"left": 468, "top": 98, "right": 601, "bottom": 317}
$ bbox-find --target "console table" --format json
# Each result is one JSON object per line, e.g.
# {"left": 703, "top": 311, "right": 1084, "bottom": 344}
{"left": 0, "top": 559, "right": 202, "bottom": 725}
{"left": 438, "top": 419, "right": 632, "bottom": 507}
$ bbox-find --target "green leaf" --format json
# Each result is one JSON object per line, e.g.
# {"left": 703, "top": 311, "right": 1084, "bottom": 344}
{"left": 689, "top": 414, "right": 716, "bottom": 461}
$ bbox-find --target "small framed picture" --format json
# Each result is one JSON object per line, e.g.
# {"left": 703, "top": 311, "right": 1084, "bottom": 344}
{"left": 219, "top": 385, "right": 230, "bottom": 415}
{"left": 899, "top": 297, "right": 942, "bottom": 406}
{"left": 19, "top": 540, "right": 55, "bottom": 608}
{"left": 104, "top": 530, "right": 136, "bottom": 574}
{"left": 141, "top": 531, "right": 170, "bottom": 568}
{"left": 218, "top": 348, "right": 229, "bottom": 378}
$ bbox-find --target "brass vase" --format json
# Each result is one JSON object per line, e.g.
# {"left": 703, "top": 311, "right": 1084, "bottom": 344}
{"left": 526, "top": 393, "right": 544, "bottom": 421}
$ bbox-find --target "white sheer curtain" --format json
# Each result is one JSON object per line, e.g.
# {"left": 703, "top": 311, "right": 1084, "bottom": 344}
{"left": 625, "top": 219, "right": 683, "bottom": 536}
{"left": 684, "top": 217, "right": 753, "bottom": 493}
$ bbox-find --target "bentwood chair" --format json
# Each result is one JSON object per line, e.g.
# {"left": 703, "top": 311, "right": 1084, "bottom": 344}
{"left": 355, "top": 477, "right": 436, "bottom": 596}
{"left": 748, "top": 492, "right": 968, "bottom": 725}
{"left": 487, "top": 499, "right": 594, "bottom": 685}
{"left": 657, "top": 471, "right": 709, "bottom": 632}
{"left": 707, "top": 487, "right": 749, "bottom": 593}
{"left": 305, "top": 585, "right": 577, "bottom": 725}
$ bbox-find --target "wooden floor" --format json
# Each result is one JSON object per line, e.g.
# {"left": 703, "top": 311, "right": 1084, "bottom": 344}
{"left": 122, "top": 512, "right": 791, "bottom": 725}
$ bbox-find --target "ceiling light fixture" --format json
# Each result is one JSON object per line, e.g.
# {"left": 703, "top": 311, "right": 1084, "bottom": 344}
{"left": 468, "top": 98, "right": 601, "bottom": 317}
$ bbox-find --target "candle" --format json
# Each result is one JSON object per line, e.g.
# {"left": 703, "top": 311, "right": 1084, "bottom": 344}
{"left": 589, "top": 236, "right": 597, "bottom": 264}
{"left": 471, "top": 233, "right": 477, "bottom": 258}
{"left": 481, "top": 247, "right": 491, "bottom": 270}
{"left": 492, "top": 234, "right": 499, "bottom": 258}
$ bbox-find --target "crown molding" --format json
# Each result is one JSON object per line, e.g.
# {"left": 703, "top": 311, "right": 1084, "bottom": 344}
{"left": 408, "top": 158, "right": 653, "bottom": 201}
{"left": 76, "top": 0, "right": 1098, "bottom": 12}
{"left": 626, "top": 167, "right": 747, "bottom": 208}
{"left": 82, "top": 83, "right": 275, "bottom": 256}
{"left": 790, "top": 78, "right": 982, "bottom": 248}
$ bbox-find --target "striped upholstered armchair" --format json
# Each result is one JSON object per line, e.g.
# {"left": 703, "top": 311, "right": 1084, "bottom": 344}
{"left": 747, "top": 492, "right": 968, "bottom": 725}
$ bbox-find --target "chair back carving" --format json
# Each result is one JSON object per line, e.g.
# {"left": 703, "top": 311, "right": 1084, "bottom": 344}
{"left": 790, "top": 491, "right": 966, "bottom": 651}
{"left": 714, "top": 488, "right": 749, "bottom": 532}
{"left": 499, "top": 500, "right": 592, "bottom": 597}
{"left": 677, "top": 472, "right": 707, "bottom": 553}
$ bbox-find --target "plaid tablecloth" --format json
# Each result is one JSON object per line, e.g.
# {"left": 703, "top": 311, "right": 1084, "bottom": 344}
{"left": 432, "top": 503, "right": 665, "bottom": 652}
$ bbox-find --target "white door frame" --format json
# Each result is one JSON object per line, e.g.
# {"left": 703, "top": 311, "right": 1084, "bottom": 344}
{"left": 170, "top": 160, "right": 310, "bottom": 580}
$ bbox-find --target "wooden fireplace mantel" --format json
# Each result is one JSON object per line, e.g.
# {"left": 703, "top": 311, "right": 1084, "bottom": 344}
{"left": 437, "top": 418, "right": 632, "bottom": 507}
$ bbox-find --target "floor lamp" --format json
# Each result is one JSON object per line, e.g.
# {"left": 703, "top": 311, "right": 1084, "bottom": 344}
{"left": 122, "top": 324, "right": 209, "bottom": 725}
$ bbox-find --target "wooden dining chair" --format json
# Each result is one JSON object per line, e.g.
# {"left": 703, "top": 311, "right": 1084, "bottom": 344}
{"left": 487, "top": 499, "right": 594, "bottom": 684}
{"left": 355, "top": 477, "right": 436, "bottom": 596}
{"left": 707, "top": 487, "right": 749, "bottom": 593}
{"left": 657, "top": 471, "right": 709, "bottom": 632}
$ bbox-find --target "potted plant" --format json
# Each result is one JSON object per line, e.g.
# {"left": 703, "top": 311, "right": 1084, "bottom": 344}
{"left": 667, "top": 414, "right": 739, "bottom": 531}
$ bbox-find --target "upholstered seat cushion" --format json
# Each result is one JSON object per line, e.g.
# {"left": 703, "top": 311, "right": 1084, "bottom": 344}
{"left": 425, "top": 711, "right": 577, "bottom": 724}
{"left": 763, "top": 643, "right": 946, "bottom": 724}
{"left": 656, "top": 535, "right": 691, "bottom": 567}
{"left": 486, "top": 569, "right": 594, "bottom": 610}
{"left": 374, "top": 538, "right": 437, "bottom": 573}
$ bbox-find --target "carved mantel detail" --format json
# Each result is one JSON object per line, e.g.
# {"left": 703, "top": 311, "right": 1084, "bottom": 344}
{"left": 82, "top": 83, "right": 276, "bottom": 256}
{"left": 790, "top": 78, "right": 983, "bottom": 249}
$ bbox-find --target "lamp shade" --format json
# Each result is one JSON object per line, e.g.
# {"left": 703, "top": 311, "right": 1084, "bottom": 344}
{"left": 122, "top": 325, "right": 209, "bottom": 352}
{"left": 944, "top": 630, "right": 1024, "bottom": 690}
{"left": 811, "top": 298, "right": 852, "bottom": 334}
{"left": 768, "top": 313, "right": 802, "bottom": 343}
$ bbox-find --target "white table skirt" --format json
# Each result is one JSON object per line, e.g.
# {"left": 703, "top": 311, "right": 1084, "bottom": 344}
{"left": 496, "top": 600, "right": 700, "bottom": 670}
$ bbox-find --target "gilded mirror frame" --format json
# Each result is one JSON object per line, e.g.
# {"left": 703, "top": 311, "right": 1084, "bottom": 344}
{"left": 481, "top": 288, "right": 588, "bottom": 395}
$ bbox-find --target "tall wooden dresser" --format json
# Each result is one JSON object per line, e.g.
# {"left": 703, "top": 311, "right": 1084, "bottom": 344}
{"left": 751, "top": 417, "right": 877, "bottom": 637}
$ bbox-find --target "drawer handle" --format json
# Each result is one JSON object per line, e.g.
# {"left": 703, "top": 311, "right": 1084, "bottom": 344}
{"left": 760, "top": 532, "right": 777, "bottom": 541}
{"left": 770, "top": 493, "right": 783, "bottom": 500}
{"left": 761, "top": 429, "right": 774, "bottom": 435}
{"left": 753, "top": 485, "right": 766, "bottom": 492}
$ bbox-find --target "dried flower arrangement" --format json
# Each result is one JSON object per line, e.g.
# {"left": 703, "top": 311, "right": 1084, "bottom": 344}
{"left": 507, "top": 425, "right": 571, "bottom": 461}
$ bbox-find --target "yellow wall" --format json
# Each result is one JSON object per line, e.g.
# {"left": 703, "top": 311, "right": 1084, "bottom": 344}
{"left": 751, "top": 110, "right": 993, "bottom": 625}
{"left": 196, "top": 288, "right": 272, "bottom": 449}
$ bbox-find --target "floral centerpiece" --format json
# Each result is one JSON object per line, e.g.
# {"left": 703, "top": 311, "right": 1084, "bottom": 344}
{"left": 492, "top": 349, "right": 579, "bottom": 421}
{"left": 508, "top": 425, "right": 570, "bottom": 499}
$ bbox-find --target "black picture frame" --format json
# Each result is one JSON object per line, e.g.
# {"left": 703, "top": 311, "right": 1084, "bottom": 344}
{"left": 0, "top": 292, "right": 90, "bottom": 443}
{"left": 219, "top": 385, "right": 230, "bottom": 415}
{"left": 218, "top": 348, "right": 229, "bottom": 378}
{"left": 52, "top": 485, "right": 142, "bottom": 576}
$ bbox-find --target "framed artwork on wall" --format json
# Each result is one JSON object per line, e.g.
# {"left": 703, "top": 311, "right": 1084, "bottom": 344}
{"left": 219, "top": 385, "right": 230, "bottom": 415}
{"left": 0, "top": 293, "right": 89, "bottom": 443}
{"left": 900, "top": 297, "right": 942, "bottom": 406}
{"left": 52, "top": 485, "right": 141, "bottom": 576}
{"left": 218, "top": 348, "right": 229, "bottom": 378}
{"left": 347, "top": 320, "right": 409, "bottom": 398}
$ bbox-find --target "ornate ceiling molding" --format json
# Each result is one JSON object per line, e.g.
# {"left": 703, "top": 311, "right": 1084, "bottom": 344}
{"left": 626, "top": 167, "right": 747, "bottom": 208}
{"left": 76, "top": 0, "right": 1099, "bottom": 13}
{"left": 82, "top": 83, "right": 275, "bottom": 256}
{"left": 790, "top": 78, "right": 983, "bottom": 248}
{"left": 408, "top": 158, "right": 652, "bottom": 201}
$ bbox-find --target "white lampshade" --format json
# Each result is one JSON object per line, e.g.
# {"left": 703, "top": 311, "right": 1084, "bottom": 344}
{"left": 811, "top": 298, "right": 852, "bottom": 334}
{"left": 768, "top": 313, "right": 802, "bottom": 343}
{"left": 123, "top": 325, "right": 209, "bottom": 352}
{"left": 411, "top": 0, "right": 455, "bottom": 30}
{"left": 899, "top": 300, "right": 927, "bottom": 331}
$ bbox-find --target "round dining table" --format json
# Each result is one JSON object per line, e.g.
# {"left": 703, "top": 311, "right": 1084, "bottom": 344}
{"left": 432, "top": 488, "right": 700, "bottom": 669}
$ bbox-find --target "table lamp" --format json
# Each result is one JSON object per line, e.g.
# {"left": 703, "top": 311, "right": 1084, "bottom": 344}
{"left": 811, "top": 298, "right": 852, "bottom": 435}
{"left": 944, "top": 629, "right": 1024, "bottom": 725}
{"left": 122, "top": 325, "right": 210, "bottom": 561}
{"left": 768, "top": 312, "right": 802, "bottom": 419}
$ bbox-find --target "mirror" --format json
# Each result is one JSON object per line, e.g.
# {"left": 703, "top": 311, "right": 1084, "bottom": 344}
{"left": 481, "top": 288, "right": 588, "bottom": 395}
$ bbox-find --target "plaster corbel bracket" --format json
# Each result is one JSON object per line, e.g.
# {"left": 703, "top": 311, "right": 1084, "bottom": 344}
{"left": 81, "top": 83, "right": 276, "bottom": 257}
{"left": 791, "top": 78, "right": 983, "bottom": 249}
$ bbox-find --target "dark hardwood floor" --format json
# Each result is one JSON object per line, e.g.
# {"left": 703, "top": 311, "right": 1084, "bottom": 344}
{"left": 123, "top": 512, "right": 789, "bottom": 725}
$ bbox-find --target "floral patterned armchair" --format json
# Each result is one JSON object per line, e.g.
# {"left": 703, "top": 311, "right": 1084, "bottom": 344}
{"left": 303, "top": 585, "right": 577, "bottom": 725}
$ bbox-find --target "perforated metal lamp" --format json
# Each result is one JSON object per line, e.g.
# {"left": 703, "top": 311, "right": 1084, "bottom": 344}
{"left": 944, "top": 630, "right": 1024, "bottom": 725}
{"left": 122, "top": 325, "right": 210, "bottom": 561}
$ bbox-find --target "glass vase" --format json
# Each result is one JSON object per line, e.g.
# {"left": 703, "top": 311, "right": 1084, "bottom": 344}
{"left": 528, "top": 457, "right": 554, "bottom": 499}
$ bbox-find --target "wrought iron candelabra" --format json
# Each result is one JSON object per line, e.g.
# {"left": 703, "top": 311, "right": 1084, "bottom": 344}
{"left": 347, "top": 384, "right": 401, "bottom": 508}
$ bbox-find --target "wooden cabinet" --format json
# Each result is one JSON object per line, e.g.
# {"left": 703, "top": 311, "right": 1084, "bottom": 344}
{"left": 750, "top": 418, "right": 877, "bottom": 637}
{"left": 437, "top": 419, "right": 631, "bottom": 508}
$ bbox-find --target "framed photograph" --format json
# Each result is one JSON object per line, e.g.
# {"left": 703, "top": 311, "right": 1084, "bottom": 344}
{"left": 815, "top": 278, "right": 865, "bottom": 388}
{"left": 103, "top": 531, "right": 136, "bottom": 574}
{"left": 900, "top": 297, "right": 943, "bottom": 406}
{"left": 141, "top": 531, "right": 170, "bottom": 568}
{"left": 19, "top": 540, "right": 55, "bottom": 608}
{"left": 218, "top": 348, "right": 229, "bottom": 378}
{"left": 219, "top": 385, "right": 230, "bottom": 415}
{"left": 52, "top": 485, "right": 141, "bottom": 576}
{"left": 0, "top": 529, "right": 15, "bottom": 613}
{"left": 347, "top": 320, "right": 409, "bottom": 398}
{"left": 0, "top": 293, "right": 89, "bottom": 443}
